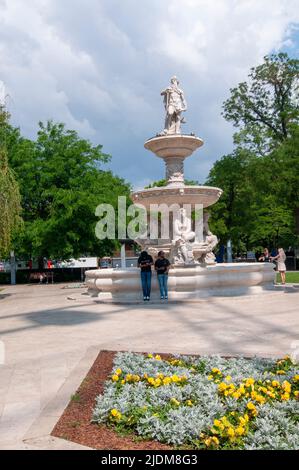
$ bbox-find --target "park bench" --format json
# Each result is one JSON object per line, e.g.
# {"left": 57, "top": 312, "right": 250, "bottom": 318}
{"left": 28, "top": 271, "right": 54, "bottom": 284}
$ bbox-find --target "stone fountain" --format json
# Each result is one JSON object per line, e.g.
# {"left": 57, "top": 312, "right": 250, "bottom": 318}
{"left": 86, "top": 76, "right": 275, "bottom": 300}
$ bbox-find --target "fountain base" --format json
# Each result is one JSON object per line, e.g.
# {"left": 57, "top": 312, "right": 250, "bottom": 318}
{"left": 85, "top": 263, "right": 276, "bottom": 301}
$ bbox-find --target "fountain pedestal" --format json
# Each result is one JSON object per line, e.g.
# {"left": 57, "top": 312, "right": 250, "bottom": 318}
{"left": 132, "top": 134, "right": 222, "bottom": 265}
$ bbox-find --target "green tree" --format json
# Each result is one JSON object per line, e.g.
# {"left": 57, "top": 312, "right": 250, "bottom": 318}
{"left": 8, "top": 120, "right": 130, "bottom": 259}
{"left": 223, "top": 53, "right": 299, "bottom": 153}
{"left": 206, "top": 150, "right": 255, "bottom": 250}
{"left": 207, "top": 54, "right": 299, "bottom": 252}
{"left": 0, "top": 105, "right": 22, "bottom": 257}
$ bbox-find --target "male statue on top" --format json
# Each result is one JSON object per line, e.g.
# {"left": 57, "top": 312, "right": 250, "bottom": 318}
{"left": 160, "top": 76, "right": 187, "bottom": 135}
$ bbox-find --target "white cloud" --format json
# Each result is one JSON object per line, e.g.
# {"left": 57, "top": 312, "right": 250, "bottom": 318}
{"left": 0, "top": 0, "right": 298, "bottom": 184}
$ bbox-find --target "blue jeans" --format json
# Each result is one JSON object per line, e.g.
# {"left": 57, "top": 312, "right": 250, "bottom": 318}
{"left": 158, "top": 274, "right": 168, "bottom": 298}
{"left": 141, "top": 271, "right": 152, "bottom": 298}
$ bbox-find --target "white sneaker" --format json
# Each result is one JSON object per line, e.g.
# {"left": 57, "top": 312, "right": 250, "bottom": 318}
{"left": 160, "top": 296, "right": 164, "bottom": 300}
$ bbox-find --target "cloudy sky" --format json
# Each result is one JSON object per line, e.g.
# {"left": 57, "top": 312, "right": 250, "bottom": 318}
{"left": 1, "top": 0, "right": 299, "bottom": 189}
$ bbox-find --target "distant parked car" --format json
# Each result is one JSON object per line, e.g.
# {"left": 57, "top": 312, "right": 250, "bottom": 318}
{"left": 99, "top": 257, "right": 112, "bottom": 269}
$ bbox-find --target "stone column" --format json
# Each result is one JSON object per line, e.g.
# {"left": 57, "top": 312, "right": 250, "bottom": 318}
{"left": 164, "top": 157, "right": 185, "bottom": 187}
{"left": 120, "top": 243, "right": 126, "bottom": 268}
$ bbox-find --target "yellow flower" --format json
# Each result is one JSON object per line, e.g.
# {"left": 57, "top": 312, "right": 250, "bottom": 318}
{"left": 218, "top": 382, "right": 228, "bottom": 392}
{"left": 276, "top": 370, "right": 286, "bottom": 375}
{"left": 186, "top": 400, "right": 193, "bottom": 406}
{"left": 235, "top": 426, "right": 245, "bottom": 436}
{"left": 247, "top": 401, "right": 255, "bottom": 409}
{"left": 211, "top": 368, "right": 221, "bottom": 374}
{"left": 227, "top": 427, "right": 235, "bottom": 438}
{"left": 115, "top": 368, "right": 122, "bottom": 375}
{"left": 246, "top": 402, "right": 258, "bottom": 415}
{"left": 163, "top": 377, "right": 172, "bottom": 385}
{"left": 225, "top": 375, "right": 232, "bottom": 382}
{"left": 110, "top": 409, "right": 122, "bottom": 420}
{"left": 147, "top": 353, "right": 153, "bottom": 358}
{"left": 112, "top": 374, "right": 119, "bottom": 382}
{"left": 220, "top": 416, "right": 231, "bottom": 427}
{"left": 121, "top": 379, "right": 125, "bottom": 384}
{"left": 155, "top": 354, "right": 162, "bottom": 361}
{"left": 255, "top": 394, "right": 266, "bottom": 404}
{"left": 281, "top": 392, "right": 290, "bottom": 401}
{"left": 214, "top": 419, "right": 222, "bottom": 427}
{"left": 171, "top": 375, "right": 180, "bottom": 383}
{"left": 272, "top": 380, "right": 280, "bottom": 388}
{"left": 204, "top": 436, "right": 219, "bottom": 447}
{"left": 154, "top": 378, "right": 162, "bottom": 387}
{"left": 232, "top": 391, "right": 241, "bottom": 399}
{"left": 294, "top": 391, "right": 299, "bottom": 398}
{"left": 245, "top": 378, "right": 255, "bottom": 386}
{"left": 293, "top": 375, "right": 299, "bottom": 383}
{"left": 208, "top": 375, "right": 213, "bottom": 380}
{"left": 170, "top": 398, "right": 180, "bottom": 406}
{"left": 282, "top": 381, "right": 291, "bottom": 393}
{"left": 239, "top": 416, "right": 246, "bottom": 426}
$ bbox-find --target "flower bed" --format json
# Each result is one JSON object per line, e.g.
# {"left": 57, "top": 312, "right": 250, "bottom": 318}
{"left": 92, "top": 352, "right": 299, "bottom": 450}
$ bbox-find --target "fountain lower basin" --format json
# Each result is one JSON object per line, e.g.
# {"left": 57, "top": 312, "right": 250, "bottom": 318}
{"left": 86, "top": 263, "right": 276, "bottom": 301}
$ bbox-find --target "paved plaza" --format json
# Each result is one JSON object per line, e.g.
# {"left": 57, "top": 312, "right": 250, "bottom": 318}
{"left": 0, "top": 283, "right": 298, "bottom": 449}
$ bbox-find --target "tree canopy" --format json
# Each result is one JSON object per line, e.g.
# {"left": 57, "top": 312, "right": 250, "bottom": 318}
{"left": 223, "top": 52, "right": 299, "bottom": 154}
{"left": 208, "top": 53, "right": 299, "bottom": 253}
{"left": 0, "top": 105, "right": 22, "bottom": 258}
{"left": 6, "top": 120, "right": 130, "bottom": 260}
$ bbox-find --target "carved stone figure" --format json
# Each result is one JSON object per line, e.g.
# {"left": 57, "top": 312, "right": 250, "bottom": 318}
{"left": 160, "top": 76, "right": 187, "bottom": 135}
{"left": 172, "top": 208, "right": 195, "bottom": 264}
{"left": 198, "top": 212, "right": 218, "bottom": 265}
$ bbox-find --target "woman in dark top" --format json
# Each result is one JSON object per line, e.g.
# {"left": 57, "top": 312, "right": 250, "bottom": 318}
{"left": 259, "top": 248, "right": 271, "bottom": 262}
{"left": 137, "top": 251, "right": 153, "bottom": 301}
{"left": 154, "top": 251, "right": 170, "bottom": 300}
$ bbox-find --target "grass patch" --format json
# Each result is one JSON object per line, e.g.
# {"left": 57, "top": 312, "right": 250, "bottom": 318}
{"left": 276, "top": 272, "right": 299, "bottom": 283}
{"left": 70, "top": 393, "right": 81, "bottom": 403}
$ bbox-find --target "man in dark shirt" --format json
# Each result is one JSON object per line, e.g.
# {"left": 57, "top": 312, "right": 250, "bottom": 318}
{"left": 154, "top": 251, "right": 170, "bottom": 300}
{"left": 137, "top": 251, "right": 153, "bottom": 301}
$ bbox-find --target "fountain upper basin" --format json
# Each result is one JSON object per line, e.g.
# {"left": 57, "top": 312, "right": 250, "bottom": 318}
{"left": 131, "top": 185, "right": 223, "bottom": 209}
{"left": 144, "top": 134, "right": 204, "bottom": 159}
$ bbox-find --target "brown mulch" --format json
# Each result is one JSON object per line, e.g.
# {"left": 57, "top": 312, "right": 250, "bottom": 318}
{"left": 51, "top": 350, "right": 172, "bottom": 450}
